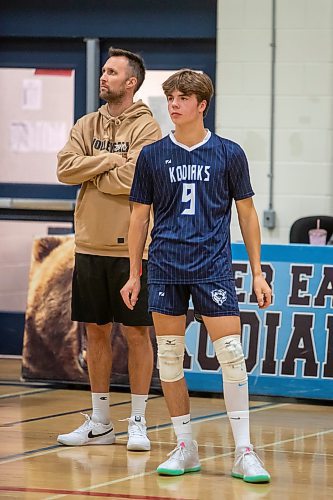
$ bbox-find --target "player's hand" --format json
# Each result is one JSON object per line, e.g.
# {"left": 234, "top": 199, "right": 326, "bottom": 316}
{"left": 253, "top": 274, "right": 272, "bottom": 309}
{"left": 120, "top": 277, "right": 141, "bottom": 310}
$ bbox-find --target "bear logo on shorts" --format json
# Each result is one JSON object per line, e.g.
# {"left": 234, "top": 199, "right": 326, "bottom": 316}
{"left": 211, "top": 288, "right": 227, "bottom": 306}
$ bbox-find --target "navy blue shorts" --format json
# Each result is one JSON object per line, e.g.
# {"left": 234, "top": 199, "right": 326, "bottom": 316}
{"left": 148, "top": 280, "right": 239, "bottom": 317}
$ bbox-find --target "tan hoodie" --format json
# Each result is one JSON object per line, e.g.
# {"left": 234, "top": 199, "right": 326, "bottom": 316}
{"left": 57, "top": 100, "right": 161, "bottom": 258}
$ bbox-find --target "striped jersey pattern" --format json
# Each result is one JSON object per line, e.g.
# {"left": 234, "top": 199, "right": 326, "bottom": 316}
{"left": 129, "top": 131, "right": 254, "bottom": 284}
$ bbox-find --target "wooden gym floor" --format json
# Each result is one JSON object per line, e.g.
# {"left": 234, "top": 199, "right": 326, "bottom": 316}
{"left": 0, "top": 357, "right": 332, "bottom": 500}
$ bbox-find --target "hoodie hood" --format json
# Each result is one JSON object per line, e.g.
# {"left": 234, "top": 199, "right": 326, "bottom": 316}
{"left": 97, "top": 100, "right": 156, "bottom": 141}
{"left": 98, "top": 100, "right": 153, "bottom": 126}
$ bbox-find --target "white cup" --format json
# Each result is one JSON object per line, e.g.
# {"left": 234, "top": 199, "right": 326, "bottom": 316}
{"left": 309, "top": 228, "right": 327, "bottom": 245}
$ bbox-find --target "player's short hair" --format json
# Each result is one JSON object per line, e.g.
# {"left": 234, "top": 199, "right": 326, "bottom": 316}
{"left": 162, "top": 69, "right": 214, "bottom": 117}
{"left": 108, "top": 47, "right": 146, "bottom": 92}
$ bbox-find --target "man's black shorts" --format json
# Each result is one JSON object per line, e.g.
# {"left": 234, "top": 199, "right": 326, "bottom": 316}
{"left": 71, "top": 254, "right": 153, "bottom": 326}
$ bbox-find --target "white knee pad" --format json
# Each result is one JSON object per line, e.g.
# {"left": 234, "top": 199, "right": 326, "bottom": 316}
{"left": 213, "top": 335, "right": 247, "bottom": 384}
{"left": 156, "top": 335, "right": 185, "bottom": 382}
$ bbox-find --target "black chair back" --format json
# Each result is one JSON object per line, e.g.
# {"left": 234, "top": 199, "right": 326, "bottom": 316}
{"left": 289, "top": 216, "right": 333, "bottom": 244}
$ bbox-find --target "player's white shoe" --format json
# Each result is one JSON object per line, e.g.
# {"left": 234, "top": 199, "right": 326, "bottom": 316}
{"left": 57, "top": 413, "right": 115, "bottom": 446}
{"left": 157, "top": 441, "right": 201, "bottom": 476}
{"left": 232, "top": 445, "right": 270, "bottom": 483}
{"left": 126, "top": 416, "right": 151, "bottom": 451}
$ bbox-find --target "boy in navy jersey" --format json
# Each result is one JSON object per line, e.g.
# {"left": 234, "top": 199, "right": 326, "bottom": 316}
{"left": 121, "top": 69, "right": 272, "bottom": 482}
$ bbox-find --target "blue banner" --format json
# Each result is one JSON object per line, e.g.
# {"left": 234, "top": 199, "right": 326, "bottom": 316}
{"left": 184, "top": 244, "right": 333, "bottom": 400}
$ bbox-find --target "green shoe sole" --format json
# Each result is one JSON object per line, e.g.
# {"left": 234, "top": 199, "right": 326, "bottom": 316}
{"left": 157, "top": 465, "right": 201, "bottom": 476}
{"left": 232, "top": 472, "right": 270, "bottom": 483}
{"left": 244, "top": 475, "right": 270, "bottom": 483}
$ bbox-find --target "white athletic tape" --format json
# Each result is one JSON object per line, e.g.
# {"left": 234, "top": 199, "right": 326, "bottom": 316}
{"left": 157, "top": 335, "right": 185, "bottom": 382}
{"left": 213, "top": 335, "right": 247, "bottom": 384}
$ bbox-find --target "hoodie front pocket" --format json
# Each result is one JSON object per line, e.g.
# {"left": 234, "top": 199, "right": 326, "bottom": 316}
{"left": 75, "top": 186, "right": 130, "bottom": 250}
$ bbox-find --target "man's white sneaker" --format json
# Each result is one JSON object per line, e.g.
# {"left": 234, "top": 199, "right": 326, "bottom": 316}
{"left": 157, "top": 440, "right": 201, "bottom": 476}
{"left": 232, "top": 445, "right": 270, "bottom": 483}
{"left": 57, "top": 413, "right": 115, "bottom": 446}
{"left": 126, "top": 416, "right": 151, "bottom": 451}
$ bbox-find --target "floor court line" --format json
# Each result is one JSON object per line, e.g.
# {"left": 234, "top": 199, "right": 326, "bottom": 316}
{"left": 143, "top": 401, "right": 283, "bottom": 434}
{"left": 263, "top": 449, "right": 333, "bottom": 457}
{"left": 0, "top": 486, "right": 190, "bottom": 500}
{"left": 189, "top": 402, "right": 290, "bottom": 425}
{"left": 143, "top": 441, "right": 333, "bottom": 458}
{"left": 0, "top": 401, "right": 280, "bottom": 463}
{"left": 1, "top": 395, "right": 162, "bottom": 428}
{"left": 257, "top": 427, "right": 333, "bottom": 450}
{"left": 44, "top": 470, "right": 178, "bottom": 500}
{"left": 2, "top": 422, "right": 330, "bottom": 468}
{"left": 0, "top": 381, "right": 52, "bottom": 388}
{"left": 0, "top": 388, "right": 55, "bottom": 399}
{"left": 198, "top": 427, "right": 333, "bottom": 465}
{"left": 114, "top": 402, "right": 289, "bottom": 441}
{"left": 0, "top": 445, "right": 63, "bottom": 463}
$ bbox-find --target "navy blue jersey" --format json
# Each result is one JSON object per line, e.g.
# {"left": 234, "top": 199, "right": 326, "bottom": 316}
{"left": 130, "top": 131, "right": 254, "bottom": 284}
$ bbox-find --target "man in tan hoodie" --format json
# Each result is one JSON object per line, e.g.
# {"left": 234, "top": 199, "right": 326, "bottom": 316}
{"left": 57, "top": 47, "right": 161, "bottom": 450}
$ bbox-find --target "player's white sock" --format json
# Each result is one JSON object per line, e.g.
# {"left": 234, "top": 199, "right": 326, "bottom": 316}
{"left": 213, "top": 334, "right": 251, "bottom": 449}
{"left": 223, "top": 380, "right": 251, "bottom": 448}
{"left": 131, "top": 394, "right": 148, "bottom": 419}
{"left": 91, "top": 392, "right": 110, "bottom": 424}
{"left": 171, "top": 414, "right": 192, "bottom": 445}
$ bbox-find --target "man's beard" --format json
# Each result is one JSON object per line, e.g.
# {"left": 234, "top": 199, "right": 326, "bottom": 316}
{"left": 100, "top": 86, "right": 126, "bottom": 104}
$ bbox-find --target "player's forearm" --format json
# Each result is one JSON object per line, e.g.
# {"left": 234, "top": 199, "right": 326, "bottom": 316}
{"left": 128, "top": 211, "right": 150, "bottom": 278}
{"left": 238, "top": 206, "right": 263, "bottom": 277}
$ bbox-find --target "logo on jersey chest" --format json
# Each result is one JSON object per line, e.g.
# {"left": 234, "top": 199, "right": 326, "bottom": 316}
{"left": 168, "top": 164, "right": 210, "bottom": 183}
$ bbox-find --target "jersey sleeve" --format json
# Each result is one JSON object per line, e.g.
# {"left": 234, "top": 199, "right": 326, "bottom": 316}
{"left": 129, "top": 149, "right": 153, "bottom": 205}
{"left": 228, "top": 143, "right": 255, "bottom": 200}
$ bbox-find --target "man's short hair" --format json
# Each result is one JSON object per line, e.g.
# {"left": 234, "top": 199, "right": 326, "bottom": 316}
{"left": 108, "top": 47, "right": 146, "bottom": 93}
{"left": 162, "top": 69, "right": 214, "bottom": 117}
